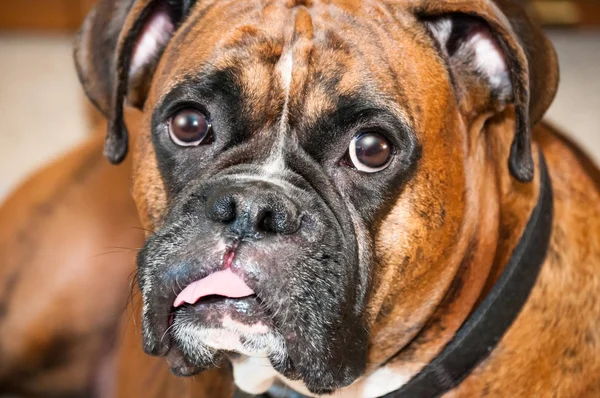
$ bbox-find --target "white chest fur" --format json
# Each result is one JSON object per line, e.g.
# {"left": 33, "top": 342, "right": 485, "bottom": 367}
{"left": 231, "top": 356, "right": 415, "bottom": 397}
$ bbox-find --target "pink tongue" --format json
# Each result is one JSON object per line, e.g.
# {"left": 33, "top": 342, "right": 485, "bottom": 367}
{"left": 173, "top": 268, "right": 254, "bottom": 307}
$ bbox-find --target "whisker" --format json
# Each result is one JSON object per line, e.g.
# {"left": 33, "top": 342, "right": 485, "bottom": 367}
{"left": 89, "top": 250, "right": 136, "bottom": 259}
{"left": 101, "top": 245, "right": 142, "bottom": 251}
{"left": 126, "top": 270, "right": 140, "bottom": 309}
{"left": 130, "top": 226, "right": 153, "bottom": 233}
{"left": 160, "top": 322, "right": 177, "bottom": 343}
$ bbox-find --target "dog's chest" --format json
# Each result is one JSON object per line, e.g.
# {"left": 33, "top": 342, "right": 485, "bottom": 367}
{"left": 231, "top": 356, "right": 413, "bottom": 397}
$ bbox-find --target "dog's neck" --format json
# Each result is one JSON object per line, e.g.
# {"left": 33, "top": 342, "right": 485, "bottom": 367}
{"left": 478, "top": 115, "right": 543, "bottom": 303}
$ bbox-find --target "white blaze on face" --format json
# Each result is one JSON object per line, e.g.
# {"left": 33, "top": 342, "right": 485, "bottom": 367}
{"left": 262, "top": 48, "right": 294, "bottom": 176}
{"left": 278, "top": 49, "right": 295, "bottom": 97}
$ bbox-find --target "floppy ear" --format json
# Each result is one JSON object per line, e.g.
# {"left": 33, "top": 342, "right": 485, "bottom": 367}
{"left": 74, "top": 0, "right": 196, "bottom": 164}
{"left": 415, "top": 0, "right": 559, "bottom": 182}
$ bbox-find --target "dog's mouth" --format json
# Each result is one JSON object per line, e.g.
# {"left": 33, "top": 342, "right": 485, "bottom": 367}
{"left": 143, "top": 233, "right": 367, "bottom": 394}
{"left": 173, "top": 267, "right": 255, "bottom": 307}
{"left": 167, "top": 242, "right": 279, "bottom": 362}
{"left": 170, "top": 260, "right": 273, "bottom": 335}
{"left": 173, "top": 240, "right": 253, "bottom": 307}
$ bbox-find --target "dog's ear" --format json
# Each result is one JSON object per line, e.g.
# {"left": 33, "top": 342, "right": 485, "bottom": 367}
{"left": 74, "top": 0, "right": 195, "bottom": 164}
{"left": 415, "top": 0, "right": 558, "bottom": 182}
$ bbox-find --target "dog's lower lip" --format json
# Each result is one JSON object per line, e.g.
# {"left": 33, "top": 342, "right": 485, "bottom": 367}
{"left": 172, "top": 294, "right": 271, "bottom": 329}
{"left": 183, "top": 293, "right": 258, "bottom": 307}
{"left": 172, "top": 294, "right": 262, "bottom": 319}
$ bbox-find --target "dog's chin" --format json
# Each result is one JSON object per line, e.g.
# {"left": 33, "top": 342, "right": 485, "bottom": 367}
{"left": 166, "top": 296, "right": 292, "bottom": 377}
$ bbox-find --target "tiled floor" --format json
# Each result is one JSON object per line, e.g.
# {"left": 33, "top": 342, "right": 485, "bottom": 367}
{"left": 0, "top": 30, "right": 598, "bottom": 201}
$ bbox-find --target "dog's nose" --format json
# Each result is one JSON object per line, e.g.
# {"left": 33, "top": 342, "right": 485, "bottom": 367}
{"left": 206, "top": 183, "right": 301, "bottom": 237}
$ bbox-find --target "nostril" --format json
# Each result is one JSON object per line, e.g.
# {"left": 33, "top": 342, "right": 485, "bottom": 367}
{"left": 258, "top": 210, "right": 276, "bottom": 233}
{"left": 207, "top": 194, "right": 236, "bottom": 223}
{"left": 256, "top": 205, "right": 300, "bottom": 235}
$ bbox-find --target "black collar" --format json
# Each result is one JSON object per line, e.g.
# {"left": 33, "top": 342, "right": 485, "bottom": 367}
{"left": 239, "top": 151, "right": 554, "bottom": 398}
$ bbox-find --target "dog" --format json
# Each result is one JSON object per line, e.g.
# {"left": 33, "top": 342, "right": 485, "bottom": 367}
{"left": 0, "top": 131, "right": 144, "bottom": 397}
{"left": 1, "top": 0, "right": 599, "bottom": 397}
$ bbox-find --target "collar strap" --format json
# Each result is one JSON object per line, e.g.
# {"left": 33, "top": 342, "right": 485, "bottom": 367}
{"left": 382, "top": 150, "right": 554, "bottom": 397}
{"left": 238, "top": 150, "right": 553, "bottom": 398}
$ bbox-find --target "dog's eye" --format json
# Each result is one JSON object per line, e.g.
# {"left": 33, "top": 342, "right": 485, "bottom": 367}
{"left": 168, "top": 109, "right": 212, "bottom": 146}
{"left": 345, "top": 132, "right": 393, "bottom": 172}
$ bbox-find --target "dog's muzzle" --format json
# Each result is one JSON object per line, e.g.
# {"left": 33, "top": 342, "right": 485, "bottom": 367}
{"left": 136, "top": 171, "right": 369, "bottom": 394}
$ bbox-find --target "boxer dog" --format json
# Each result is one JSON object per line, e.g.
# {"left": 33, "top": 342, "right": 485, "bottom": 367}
{"left": 6, "top": 0, "right": 599, "bottom": 396}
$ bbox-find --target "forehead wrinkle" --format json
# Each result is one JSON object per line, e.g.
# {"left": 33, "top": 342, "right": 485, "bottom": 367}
{"left": 322, "top": 2, "right": 416, "bottom": 123}
{"left": 155, "top": 0, "right": 262, "bottom": 96}
{"left": 278, "top": 7, "right": 315, "bottom": 102}
{"left": 159, "top": 20, "right": 286, "bottom": 115}
{"left": 282, "top": 7, "right": 316, "bottom": 108}
{"left": 291, "top": 7, "right": 417, "bottom": 149}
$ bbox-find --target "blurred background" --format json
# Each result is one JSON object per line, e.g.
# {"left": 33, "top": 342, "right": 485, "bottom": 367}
{"left": 0, "top": 0, "right": 598, "bottom": 202}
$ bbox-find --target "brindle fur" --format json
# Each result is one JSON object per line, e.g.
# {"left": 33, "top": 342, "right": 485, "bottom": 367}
{"left": 1, "top": 0, "right": 599, "bottom": 397}
{"left": 0, "top": 122, "right": 144, "bottom": 397}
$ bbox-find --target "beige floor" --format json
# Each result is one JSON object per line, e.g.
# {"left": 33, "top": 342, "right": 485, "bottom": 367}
{"left": 0, "top": 33, "right": 89, "bottom": 200}
{"left": 0, "top": 30, "right": 598, "bottom": 201}
{"left": 544, "top": 31, "right": 600, "bottom": 156}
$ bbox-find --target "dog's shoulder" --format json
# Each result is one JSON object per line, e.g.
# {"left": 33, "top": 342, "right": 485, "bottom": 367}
{"left": 0, "top": 130, "right": 143, "bottom": 396}
{"left": 452, "top": 122, "right": 600, "bottom": 397}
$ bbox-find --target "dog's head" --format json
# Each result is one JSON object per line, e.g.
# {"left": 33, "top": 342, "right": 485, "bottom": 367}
{"left": 76, "top": 0, "right": 558, "bottom": 394}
